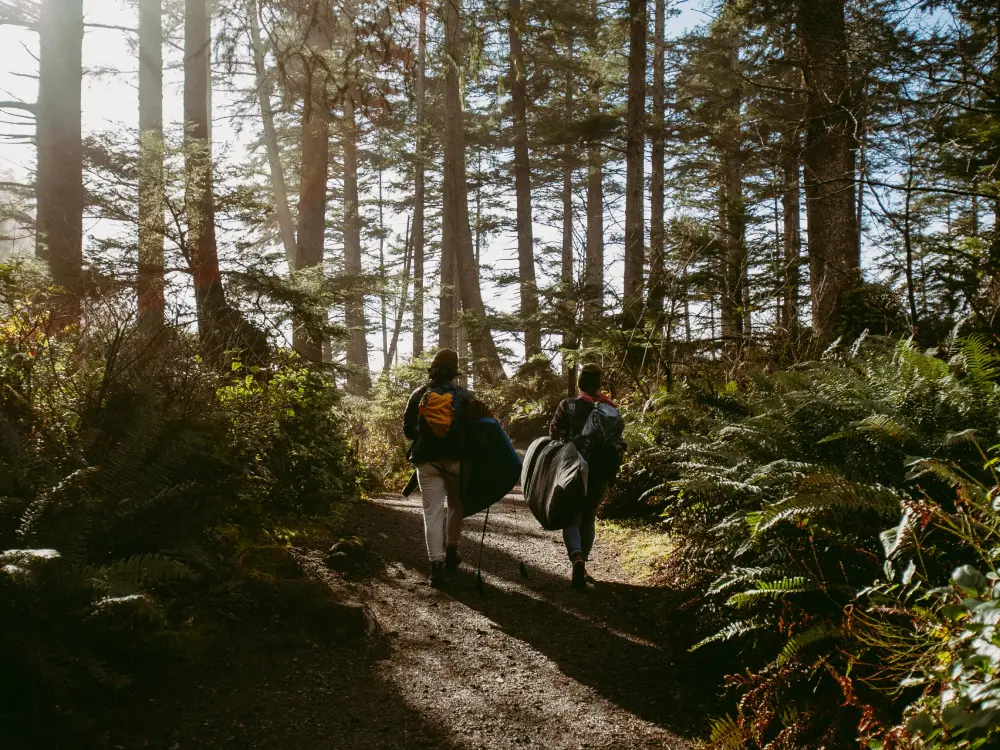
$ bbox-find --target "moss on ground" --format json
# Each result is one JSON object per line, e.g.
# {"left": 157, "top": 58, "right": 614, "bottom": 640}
{"left": 597, "top": 521, "right": 674, "bottom": 583}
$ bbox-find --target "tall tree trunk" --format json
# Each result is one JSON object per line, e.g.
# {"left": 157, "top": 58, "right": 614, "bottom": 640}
{"left": 795, "top": 0, "right": 859, "bottom": 341}
{"left": 562, "top": 39, "right": 577, "bottom": 398}
{"left": 36, "top": 0, "right": 84, "bottom": 319}
{"left": 412, "top": 0, "right": 427, "bottom": 358}
{"left": 293, "top": 11, "right": 333, "bottom": 363}
{"left": 248, "top": 0, "right": 296, "bottom": 268}
{"left": 138, "top": 0, "right": 165, "bottom": 325}
{"left": 184, "top": 0, "right": 231, "bottom": 351}
{"left": 439, "top": 135, "right": 456, "bottom": 352}
{"left": 379, "top": 168, "right": 388, "bottom": 362}
{"left": 780, "top": 128, "right": 801, "bottom": 330}
{"left": 385, "top": 217, "right": 412, "bottom": 372}
{"left": 508, "top": 0, "right": 540, "bottom": 359}
{"left": 718, "top": 4, "right": 746, "bottom": 348}
{"left": 622, "top": 0, "right": 646, "bottom": 318}
{"left": 343, "top": 89, "right": 372, "bottom": 394}
{"left": 584, "top": 0, "right": 603, "bottom": 344}
{"left": 439, "top": 0, "right": 456, "bottom": 352}
{"left": 442, "top": 0, "right": 505, "bottom": 382}
{"left": 648, "top": 0, "right": 666, "bottom": 325}
{"left": 903, "top": 172, "right": 919, "bottom": 335}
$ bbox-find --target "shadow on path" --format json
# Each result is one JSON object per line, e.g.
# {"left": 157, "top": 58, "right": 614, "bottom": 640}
{"left": 111, "top": 625, "right": 464, "bottom": 749}
{"left": 356, "top": 497, "right": 717, "bottom": 741}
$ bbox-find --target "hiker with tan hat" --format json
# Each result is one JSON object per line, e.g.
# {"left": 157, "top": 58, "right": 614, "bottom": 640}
{"left": 548, "top": 363, "right": 626, "bottom": 589}
{"left": 402, "top": 348, "right": 491, "bottom": 587}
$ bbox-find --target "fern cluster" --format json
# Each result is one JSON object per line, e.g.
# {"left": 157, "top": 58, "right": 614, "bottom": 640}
{"left": 625, "top": 334, "right": 1000, "bottom": 748}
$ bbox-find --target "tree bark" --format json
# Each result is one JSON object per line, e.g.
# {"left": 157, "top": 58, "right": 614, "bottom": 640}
{"left": 138, "top": 0, "right": 165, "bottom": 325}
{"left": 248, "top": 0, "right": 296, "bottom": 268}
{"left": 412, "top": 0, "right": 427, "bottom": 358}
{"left": 780, "top": 128, "right": 801, "bottom": 330}
{"left": 36, "top": 0, "right": 84, "bottom": 319}
{"left": 379, "top": 168, "right": 388, "bottom": 362}
{"left": 718, "top": 4, "right": 746, "bottom": 348}
{"left": 795, "top": 0, "right": 859, "bottom": 341}
{"left": 442, "top": 0, "right": 505, "bottom": 382}
{"left": 562, "top": 38, "right": 577, "bottom": 398}
{"left": 439, "top": 0, "right": 456, "bottom": 352}
{"left": 293, "top": 9, "right": 334, "bottom": 364}
{"left": 903, "top": 172, "right": 919, "bottom": 334}
{"left": 584, "top": 0, "right": 603, "bottom": 342}
{"left": 184, "top": 0, "right": 231, "bottom": 351}
{"left": 343, "top": 88, "right": 372, "bottom": 394}
{"left": 385, "top": 217, "right": 412, "bottom": 372}
{"left": 622, "top": 0, "right": 646, "bottom": 318}
{"left": 648, "top": 0, "right": 665, "bottom": 324}
{"left": 508, "top": 0, "right": 540, "bottom": 359}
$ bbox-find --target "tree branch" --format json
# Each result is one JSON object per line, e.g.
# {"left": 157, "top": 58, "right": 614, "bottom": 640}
{"left": 85, "top": 22, "right": 138, "bottom": 35}
{"left": 0, "top": 100, "right": 36, "bottom": 115}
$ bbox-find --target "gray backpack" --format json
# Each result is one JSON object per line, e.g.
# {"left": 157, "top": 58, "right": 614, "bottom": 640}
{"left": 568, "top": 400, "right": 626, "bottom": 471}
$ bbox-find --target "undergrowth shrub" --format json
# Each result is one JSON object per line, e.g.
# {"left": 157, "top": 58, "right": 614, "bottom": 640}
{"left": 0, "top": 264, "right": 356, "bottom": 747}
{"left": 628, "top": 334, "right": 1000, "bottom": 747}
{"left": 350, "top": 358, "right": 429, "bottom": 494}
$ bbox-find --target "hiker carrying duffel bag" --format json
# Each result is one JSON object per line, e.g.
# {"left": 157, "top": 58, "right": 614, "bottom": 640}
{"left": 520, "top": 435, "right": 589, "bottom": 532}
{"left": 402, "top": 348, "right": 491, "bottom": 588}
{"left": 546, "top": 363, "right": 625, "bottom": 590}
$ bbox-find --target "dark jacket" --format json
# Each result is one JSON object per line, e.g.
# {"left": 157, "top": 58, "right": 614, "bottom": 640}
{"left": 549, "top": 394, "right": 623, "bottom": 486}
{"left": 549, "top": 397, "right": 596, "bottom": 442}
{"left": 403, "top": 380, "right": 484, "bottom": 464}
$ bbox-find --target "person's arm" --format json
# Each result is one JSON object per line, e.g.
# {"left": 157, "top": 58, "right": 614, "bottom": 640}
{"left": 466, "top": 393, "right": 493, "bottom": 422}
{"left": 549, "top": 399, "right": 570, "bottom": 440}
{"left": 402, "top": 387, "right": 424, "bottom": 441}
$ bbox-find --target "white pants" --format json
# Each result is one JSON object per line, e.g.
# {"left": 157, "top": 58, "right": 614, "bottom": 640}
{"left": 416, "top": 460, "right": 464, "bottom": 562}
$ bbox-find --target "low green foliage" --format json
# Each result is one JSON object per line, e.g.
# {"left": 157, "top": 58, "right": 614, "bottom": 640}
{"left": 625, "top": 334, "right": 1000, "bottom": 747}
{"left": 0, "top": 265, "right": 357, "bottom": 747}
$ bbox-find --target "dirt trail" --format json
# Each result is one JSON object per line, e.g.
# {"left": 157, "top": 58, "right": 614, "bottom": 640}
{"left": 121, "top": 494, "right": 710, "bottom": 749}
{"left": 348, "top": 494, "right": 703, "bottom": 749}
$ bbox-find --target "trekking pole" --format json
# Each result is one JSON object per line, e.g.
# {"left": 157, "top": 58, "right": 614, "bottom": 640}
{"left": 517, "top": 490, "right": 530, "bottom": 580}
{"left": 475, "top": 506, "right": 490, "bottom": 594}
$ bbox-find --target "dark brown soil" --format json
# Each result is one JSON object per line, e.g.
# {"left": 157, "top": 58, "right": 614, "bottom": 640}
{"left": 114, "top": 494, "right": 715, "bottom": 749}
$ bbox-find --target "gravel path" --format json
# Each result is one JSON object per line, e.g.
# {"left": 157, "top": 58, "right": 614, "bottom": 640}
{"left": 351, "top": 494, "right": 702, "bottom": 749}
{"left": 118, "top": 494, "right": 710, "bottom": 749}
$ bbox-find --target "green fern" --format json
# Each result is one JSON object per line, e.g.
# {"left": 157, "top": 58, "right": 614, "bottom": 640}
{"left": 692, "top": 617, "right": 765, "bottom": 650}
{"left": 88, "top": 554, "right": 193, "bottom": 597}
{"left": 776, "top": 623, "right": 841, "bottom": 666}
{"left": 708, "top": 714, "right": 750, "bottom": 750}
{"left": 727, "top": 577, "right": 813, "bottom": 609}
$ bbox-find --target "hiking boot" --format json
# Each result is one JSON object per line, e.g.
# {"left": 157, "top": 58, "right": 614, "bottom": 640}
{"left": 429, "top": 561, "right": 446, "bottom": 588}
{"left": 570, "top": 554, "right": 587, "bottom": 590}
{"left": 445, "top": 546, "right": 462, "bottom": 573}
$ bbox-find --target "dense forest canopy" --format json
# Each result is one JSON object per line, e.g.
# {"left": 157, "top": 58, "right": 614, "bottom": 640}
{"left": 1, "top": 0, "right": 996, "bottom": 384}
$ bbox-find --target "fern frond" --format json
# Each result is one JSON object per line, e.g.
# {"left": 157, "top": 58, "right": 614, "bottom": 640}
{"left": 709, "top": 566, "right": 804, "bottom": 595}
{"left": 727, "top": 577, "right": 812, "bottom": 608}
{"left": 692, "top": 618, "right": 765, "bottom": 650}
{"left": 748, "top": 472, "right": 902, "bottom": 536}
{"left": 776, "top": 623, "right": 841, "bottom": 666}
{"left": 854, "top": 414, "right": 913, "bottom": 444}
{"left": 906, "top": 458, "right": 989, "bottom": 505}
{"left": 88, "top": 554, "right": 192, "bottom": 597}
{"left": 708, "top": 714, "right": 750, "bottom": 750}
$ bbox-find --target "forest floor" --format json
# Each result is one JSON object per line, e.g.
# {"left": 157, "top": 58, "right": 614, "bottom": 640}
{"left": 116, "top": 494, "right": 715, "bottom": 749}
